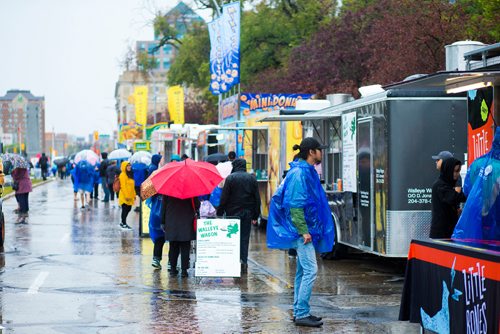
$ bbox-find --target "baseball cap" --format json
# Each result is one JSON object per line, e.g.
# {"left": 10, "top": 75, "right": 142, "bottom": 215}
{"left": 431, "top": 151, "right": 453, "bottom": 160}
{"left": 299, "top": 137, "right": 328, "bottom": 151}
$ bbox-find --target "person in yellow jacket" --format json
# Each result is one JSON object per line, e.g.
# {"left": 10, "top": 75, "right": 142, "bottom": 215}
{"left": 118, "top": 161, "right": 136, "bottom": 230}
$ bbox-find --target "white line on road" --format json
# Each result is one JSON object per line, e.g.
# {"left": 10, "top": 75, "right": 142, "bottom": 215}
{"left": 59, "top": 233, "right": 70, "bottom": 244}
{"left": 27, "top": 271, "right": 49, "bottom": 294}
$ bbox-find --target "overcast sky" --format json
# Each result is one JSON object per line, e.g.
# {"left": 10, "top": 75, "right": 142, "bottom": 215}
{"left": 0, "top": 0, "right": 210, "bottom": 137}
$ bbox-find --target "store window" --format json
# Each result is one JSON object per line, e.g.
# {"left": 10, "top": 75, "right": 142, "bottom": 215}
{"left": 252, "top": 129, "right": 268, "bottom": 176}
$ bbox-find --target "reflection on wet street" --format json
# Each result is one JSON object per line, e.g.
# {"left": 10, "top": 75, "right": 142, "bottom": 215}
{"left": 0, "top": 181, "right": 420, "bottom": 333}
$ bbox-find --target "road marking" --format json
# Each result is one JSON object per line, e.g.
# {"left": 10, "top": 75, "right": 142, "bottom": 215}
{"left": 59, "top": 233, "right": 70, "bottom": 244}
{"left": 27, "top": 271, "right": 49, "bottom": 294}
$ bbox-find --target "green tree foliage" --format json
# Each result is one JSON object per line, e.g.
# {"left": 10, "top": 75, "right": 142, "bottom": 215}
{"left": 167, "top": 25, "right": 218, "bottom": 123}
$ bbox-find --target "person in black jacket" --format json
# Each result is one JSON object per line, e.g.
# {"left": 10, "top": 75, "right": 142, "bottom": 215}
{"left": 430, "top": 157, "right": 466, "bottom": 239}
{"left": 99, "top": 152, "right": 110, "bottom": 202}
{"left": 161, "top": 196, "right": 199, "bottom": 278}
{"left": 217, "top": 158, "right": 261, "bottom": 274}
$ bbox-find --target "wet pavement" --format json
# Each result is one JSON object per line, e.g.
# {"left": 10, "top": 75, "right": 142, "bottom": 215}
{"left": 0, "top": 180, "right": 420, "bottom": 333}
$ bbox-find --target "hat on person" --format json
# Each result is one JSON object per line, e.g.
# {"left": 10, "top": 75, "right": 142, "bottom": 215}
{"left": 299, "top": 137, "right": 328, "bottom": 151}
{"left": 431, "top": 150, "right": 453, "bottom": 160}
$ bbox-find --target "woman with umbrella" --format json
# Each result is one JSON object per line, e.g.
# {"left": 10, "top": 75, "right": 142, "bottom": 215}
{"left": 150, "top": 158, "right": 223, "bottom": 277}
{"left": 12, "top": 167, "right": 32, "bottom": 222}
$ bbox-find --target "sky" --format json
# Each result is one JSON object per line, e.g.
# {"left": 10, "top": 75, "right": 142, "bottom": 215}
{"left": 0, "top": 0, "right": 211, "bottom": 137}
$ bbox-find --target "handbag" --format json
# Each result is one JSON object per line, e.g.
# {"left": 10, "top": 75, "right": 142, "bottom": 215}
{"left": 12, "top": 181, "right": 19, "bottom": 191}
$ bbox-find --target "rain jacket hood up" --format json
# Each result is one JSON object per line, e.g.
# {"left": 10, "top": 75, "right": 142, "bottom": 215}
{"left": 148, "top": 154, "right": 162, "bottom": 175}
{"left": 119, "top": 162, "right": 136, "bottom": 206}
{"left": 266, "top": 159, "right": 334, "bottom": 253}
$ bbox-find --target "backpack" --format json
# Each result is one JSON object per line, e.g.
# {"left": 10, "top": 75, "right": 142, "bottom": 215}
{"left": 112, "top": 175, "right": 121, "bottom": 193}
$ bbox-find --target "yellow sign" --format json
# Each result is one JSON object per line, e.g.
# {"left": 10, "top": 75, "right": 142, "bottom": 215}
{"left": 134, "top": 86, "right": 148, "bottom": 127}
{"left": 93, "top": 131, "right": 99, "bottom": 141}
{"left": 167, "top": 85, "right": 185, "bottom": 124}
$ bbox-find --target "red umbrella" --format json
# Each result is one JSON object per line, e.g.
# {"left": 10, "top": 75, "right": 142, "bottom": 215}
{"left": 150, "top": 158, "right": 223, "bottom": 199}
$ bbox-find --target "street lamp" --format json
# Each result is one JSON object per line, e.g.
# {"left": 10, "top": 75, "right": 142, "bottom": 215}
{"left": 148, "top": 70, "right": 157, "bottom": 125}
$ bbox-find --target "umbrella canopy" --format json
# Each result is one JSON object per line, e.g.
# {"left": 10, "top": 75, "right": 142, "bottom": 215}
{"left": 140, "top": 170, "right": 158, "bottom": 200}
{"left": 74, "top": 150, "right": 99, "bottom": 166}
{"left": 150, "top": 158, "right": 223, "bottom": 199}
{"left": 0, "top": 153, "right": 30, "bottom": 174}
{"left": 109, "top": 149, "right": 132, "bottom": 160}
{"left": 53, "top": 156, "right": 69, "bottom": 167}
{"left": 216, "top": 161, "right": 233, "bottom": 178}
{"left": 130, "top": 151, "right": 152, "bottom": 165}
{"left": 204, "top": 152, "right": 228, "bottom": 164}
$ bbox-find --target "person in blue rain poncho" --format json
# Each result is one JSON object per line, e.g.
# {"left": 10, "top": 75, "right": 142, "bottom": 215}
{"left": 267, "top": 137, "right": 334, "bottom": 328}
{"left": 74, "top": 160, "right": 95, "bottom": 209}
{"left": 452, "top": 126, "right": 500, "bottom": 241}
{"left": 132, "top": 160, "right": 148, "bottom": 212}
{"left": 146, "top": 154, "right": 165, "bottom": 269}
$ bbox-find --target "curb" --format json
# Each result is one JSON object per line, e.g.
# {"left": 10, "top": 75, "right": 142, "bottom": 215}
{"left": 1, "top": 179, "right": 54, "bottom": 201}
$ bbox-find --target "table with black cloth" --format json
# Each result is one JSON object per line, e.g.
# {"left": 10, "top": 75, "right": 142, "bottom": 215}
{"left": 399, "top": 239, "right": 499, "bottom": 334}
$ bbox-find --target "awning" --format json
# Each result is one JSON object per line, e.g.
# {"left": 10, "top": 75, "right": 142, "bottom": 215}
{"left": 216, "top": 126, "right": 268, "bottom": 131}
{"left": 259, "top": 109, "right": 343, "bottom": 122}
{"left": 384, "top": 70, "right": 500, "bottom": 93}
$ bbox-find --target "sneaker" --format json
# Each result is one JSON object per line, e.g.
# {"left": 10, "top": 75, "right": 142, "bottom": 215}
{"left": 169, "top": 269, "right": 179, "bottom": 277}
{"left": 293, "top": 315, "right": 322, "bottom": 322}
{"left": 121, "top": 224, "right": 132, "bottom": 230}
{"left": 152, "top": 258, "right": 162, "bottom": 269}
{"left": 181, "top": 269, "right": 189, "bottom": 278}
{"left": 81, "top": 206, "right": 85, "bottom": 210}
{"left": 295, "top": 316, "right": 323, "bottom": 327}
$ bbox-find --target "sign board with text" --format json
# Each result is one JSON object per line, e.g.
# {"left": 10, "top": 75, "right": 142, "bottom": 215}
{"left": 195, "top": 218, "right": 240, "bottom": 277}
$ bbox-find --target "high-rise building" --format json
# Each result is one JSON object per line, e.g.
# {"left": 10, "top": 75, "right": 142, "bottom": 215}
{"left": 0, "top": 89, "right": 45, "bottom": 156}
{"left": 136, "top": 1, "right": 205, "bottom": 73}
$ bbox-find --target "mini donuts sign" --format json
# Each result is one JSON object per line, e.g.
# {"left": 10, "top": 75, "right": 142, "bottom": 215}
{"left": 239, "top": 93, "right": 312, "bottom": 118}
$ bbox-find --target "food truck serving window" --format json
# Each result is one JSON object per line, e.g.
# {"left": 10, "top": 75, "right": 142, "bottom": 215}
{"left": 253, "top": 129, "right": 268, "bottom": 175}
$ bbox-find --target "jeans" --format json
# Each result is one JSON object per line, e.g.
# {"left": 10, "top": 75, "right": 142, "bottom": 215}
{"left": 240, "top": 217, "right": 252, "bottom": 264}
{"left": 292, "top": 237, "right": 318, "bottom": 319}
{"left": 108, "top": 183, "right": 116, "bottom": 201}
{"left": 15, "top": 193, "right": 29, "bottom": 213}
{"left": 101, "top": 180, "right": 110, "bottom": 201}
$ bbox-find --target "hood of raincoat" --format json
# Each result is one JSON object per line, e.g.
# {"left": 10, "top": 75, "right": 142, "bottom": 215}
{"left": 439, "top": 157, "right": 461, "bottom": 186}
{"left": 121, "top": 161, "right": 133, "bottom": 179}
{"left": 231, "top": 158, "right": 247, "bottom": 173}
{"left": 151, "top": 154, "right": 162, "bottom": 167}
{"left": 148, "top": 154, "right": 162, "bottom": 175}
{"left": 266, "top": 159, "right": 334, "bottom": 252}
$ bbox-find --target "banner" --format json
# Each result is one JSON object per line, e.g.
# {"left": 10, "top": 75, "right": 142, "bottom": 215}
{"left": 342, "top": 112, "right": 357, "bottom": 192}
{"left": 208, "top": 2, "right": 240, "bottom": 95}
{"left": 195, "top": 218, "right": 241, "bottom": 277}
{"left": 220, "top": 94, "right": 239, "bottom": 125}
{"left": 239, "top": 93, "right": 313, "bottom": 118}
{"left": 119, "top": 122, "right": 143, "bottom": 143}
{"left": 134, "top": 86, "right": 148, "bottom": 127}
{"left": 467, "top": 88, "right": 494, "bottom": 166}
{"left": 167, "top": 86, "right": 185, "bottom": 124}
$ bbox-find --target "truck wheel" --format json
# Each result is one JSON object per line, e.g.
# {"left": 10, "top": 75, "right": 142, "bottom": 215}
{"left": 321, "top": 213, "right": 347, "bottom": 260}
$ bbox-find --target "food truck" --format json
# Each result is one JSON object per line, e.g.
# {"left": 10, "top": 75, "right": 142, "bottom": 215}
{"left": 218, "top": 93, "right": 313, "bottom": 220}
{"left": 262, "top": 87, "right": 469, "bottom": 257}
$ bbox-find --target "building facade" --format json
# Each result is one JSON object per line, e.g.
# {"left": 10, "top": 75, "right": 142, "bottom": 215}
{"left": 0, "top": 90, "right": 45, "bottom": 156}
{"left": 136, "top": 1, "right": 204, "bottom": 73}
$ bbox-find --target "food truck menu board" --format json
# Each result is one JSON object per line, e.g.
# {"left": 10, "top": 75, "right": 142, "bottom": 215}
{"left": 195, "top": 219, "right": 241, "bottom": 277}
{"left": 342, "top": 112, "right": 357, "bottom": 192}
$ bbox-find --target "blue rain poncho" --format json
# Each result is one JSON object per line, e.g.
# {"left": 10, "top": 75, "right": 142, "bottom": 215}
{"left": 266, "top": 159, "right": 335, "bottom": 253}
{"left": 452, "top": 127, "right": 500, "bottom": 241}
{"left": 147, "top": 195, "right": 164, "bottom": 242}
{"left": 74, "top": 160, "right": 94, "bottom": 193}
{"left": 132, "top": 162, "right": 148, "bottom": 187}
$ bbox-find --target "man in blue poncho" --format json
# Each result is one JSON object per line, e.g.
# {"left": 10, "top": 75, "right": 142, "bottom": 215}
{"left": 453, "top": 126, "right": 500, "bottom": 241}
{"left": 267, "top": 137, "right": 334, "bottom": 328}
